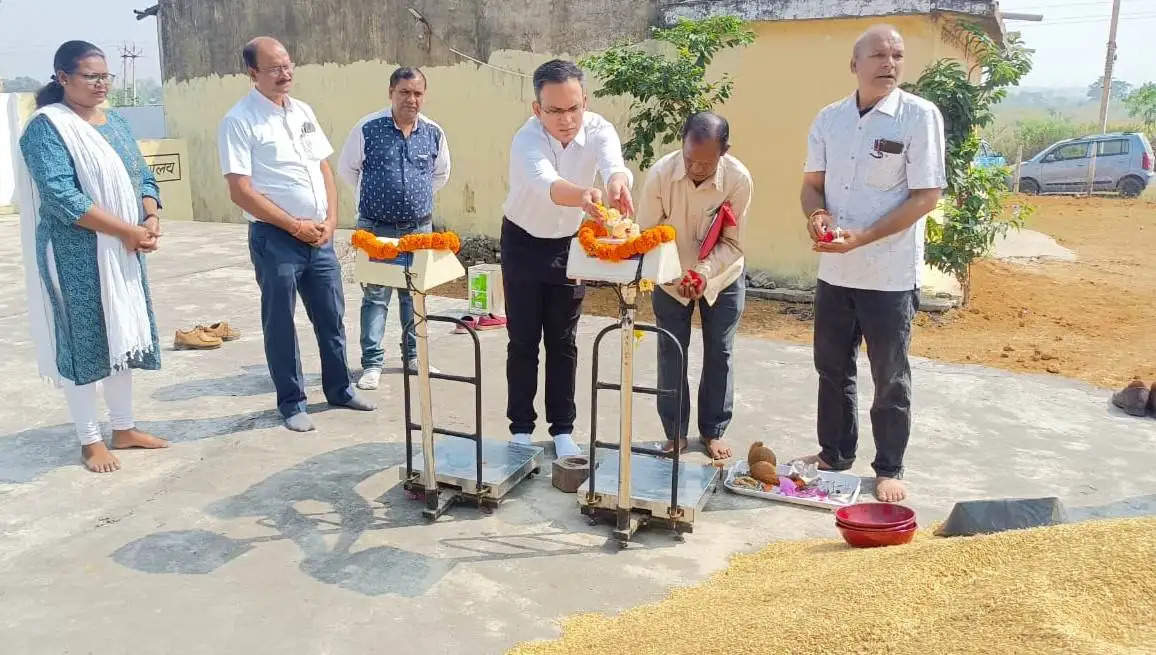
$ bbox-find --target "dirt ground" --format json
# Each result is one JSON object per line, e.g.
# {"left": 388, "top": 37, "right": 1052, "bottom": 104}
{"left": 433, "top": 194, "right": 1155, "bottom": 390}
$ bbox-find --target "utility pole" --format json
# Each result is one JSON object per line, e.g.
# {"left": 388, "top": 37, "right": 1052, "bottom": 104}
{"left": 118, "top": 42, "right": 144, "bottom": 106}
{"left": 1085, "top": 0, "right": 1122, "bottom": 197}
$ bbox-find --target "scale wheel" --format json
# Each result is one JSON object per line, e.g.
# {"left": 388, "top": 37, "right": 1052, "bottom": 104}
{"left": 615, "top": 540, "right": 629, "bottom": 550}
{"left": 672, "top": 532, "right": 686, "bottom": 543}
{"left": 587, "top": 517, "right": 600, "bottom": 527}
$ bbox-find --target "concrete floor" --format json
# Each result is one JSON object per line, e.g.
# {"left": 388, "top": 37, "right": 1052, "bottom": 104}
{"left": 1, "top": 218, "right": 1154, "bottom": 655}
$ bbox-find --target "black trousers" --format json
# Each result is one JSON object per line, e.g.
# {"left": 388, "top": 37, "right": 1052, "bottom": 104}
{"left": 813, "top": 280, "right": 918, "bottom": 478}
{"left": 500, "top": 218, "right": 585, "bottom": 436}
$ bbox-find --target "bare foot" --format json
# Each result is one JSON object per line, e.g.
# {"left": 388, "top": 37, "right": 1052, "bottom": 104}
{"left": 82, "top": 442, "right": 121, "bottom": 473}
{"left": 792, "top": 453, "right": 835, "bottom": 471}
{"left": 111, "top": 428, "right": 170, "bottom": 450}
{"left": 874, "top": 477, "right": 907, "bottom": 502}
{"left": 661, "top": 437, "right": 688, "bottom": 455}
{"left": 702, "top": 437, "right": 733, "bottom": 462}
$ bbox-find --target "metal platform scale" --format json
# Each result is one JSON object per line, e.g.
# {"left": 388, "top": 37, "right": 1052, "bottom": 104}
{"left": 355, "top": 239, "right": 544, "bottom": 520}
{"left": 566, "top": 239, "right": 721, "bottom": 547}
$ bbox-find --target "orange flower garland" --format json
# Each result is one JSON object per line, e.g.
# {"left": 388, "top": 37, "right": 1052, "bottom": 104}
{"left": 576, "top": 220, "right": 675, "bottom": 262}
{"left": 351, "top": 229, "right": 461, "bottom": 260}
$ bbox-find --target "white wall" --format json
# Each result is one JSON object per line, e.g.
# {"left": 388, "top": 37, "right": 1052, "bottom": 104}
{"left": 0, "top": 93, "right": 20, "bottom": 209}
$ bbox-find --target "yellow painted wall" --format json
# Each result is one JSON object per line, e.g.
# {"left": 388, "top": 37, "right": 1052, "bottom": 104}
{"left": 163, "top": 14, "right": 970, "bottom": 283}
{"left": 163, "top": 50, "right": 635, "bottom": 231}
{"left": 138, "top": 138, "right": 194, "bottom": 222}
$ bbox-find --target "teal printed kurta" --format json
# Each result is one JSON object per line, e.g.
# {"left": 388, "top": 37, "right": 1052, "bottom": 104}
{"left": 20, "top": 110, "right": 162, "bottom": 385}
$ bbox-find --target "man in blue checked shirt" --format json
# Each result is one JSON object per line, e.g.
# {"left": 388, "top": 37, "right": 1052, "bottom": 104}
{"left": 338, "top": 66, "right": 451, "bottom": 390}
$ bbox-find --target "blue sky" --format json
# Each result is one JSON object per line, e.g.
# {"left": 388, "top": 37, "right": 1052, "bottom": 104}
{"left": 1, "top": 0, "right": 1154, "bottom": 88}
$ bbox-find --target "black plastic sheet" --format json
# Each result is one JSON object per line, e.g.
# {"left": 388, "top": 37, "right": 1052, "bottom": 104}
{"left": 935, "top": 497, "right": 1069, "bottom": 537}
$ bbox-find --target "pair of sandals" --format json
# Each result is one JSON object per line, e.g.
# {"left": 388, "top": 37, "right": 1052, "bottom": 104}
{"left": 452, "top": 314, "right": 507, "bottom": 334}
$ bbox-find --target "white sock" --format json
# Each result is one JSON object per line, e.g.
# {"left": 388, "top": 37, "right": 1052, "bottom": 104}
{"left": 511, "top": 433, "right": 533, "bottom": 445}
{"left": 553, "top": 433, "right": 582, "bottom": 457}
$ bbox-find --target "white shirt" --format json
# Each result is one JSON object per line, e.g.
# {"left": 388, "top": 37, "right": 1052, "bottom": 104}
{"left": 804, "top": 89, "right": 946, "bottom": 291}
{"left": 336, "top": 107, "right": 451, "bottom": 196}
{"left": 503, "top": 112, "right": 633, "bottom": 239}
{"left": 218, "top": 88, "right": 334, "bottom": 222}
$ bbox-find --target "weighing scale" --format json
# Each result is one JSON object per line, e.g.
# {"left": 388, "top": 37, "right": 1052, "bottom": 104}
{"left": 566, "top": 239, "right": 721, "bottom": 547}
{"left": 355, "top": 239, "right": 543, "bottom": 519}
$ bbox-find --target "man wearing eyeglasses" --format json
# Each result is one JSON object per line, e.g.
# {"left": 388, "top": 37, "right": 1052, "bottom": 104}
{"left": 219, "top": 36, "right": 375, "bottom": 433}
{"left": 502, "top": 59, "right": 634, "bottom": 458}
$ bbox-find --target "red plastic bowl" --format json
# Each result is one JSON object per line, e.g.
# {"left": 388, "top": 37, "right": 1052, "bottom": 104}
{"left": 835, "top": 518, "right": 915, "bottom": 532}
{"left": 838, "top": 523, "right": 918, "bottom": 548}
{"left": 835, "top": 502, "right": 916, "bottom": 529}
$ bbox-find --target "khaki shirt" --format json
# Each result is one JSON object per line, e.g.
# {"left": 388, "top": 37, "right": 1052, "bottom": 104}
{"left": 636, "top": 151, "right": 753, "bottom": 305}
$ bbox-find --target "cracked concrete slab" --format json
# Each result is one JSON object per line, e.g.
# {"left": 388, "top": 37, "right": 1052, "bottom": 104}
{"left": 0, "top": 218, "right": 1152, "bottom": 654}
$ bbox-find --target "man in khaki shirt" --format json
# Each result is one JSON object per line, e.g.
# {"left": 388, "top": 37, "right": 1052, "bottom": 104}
{"left": 636, "top": 112, "right": 752, "bottom": 461}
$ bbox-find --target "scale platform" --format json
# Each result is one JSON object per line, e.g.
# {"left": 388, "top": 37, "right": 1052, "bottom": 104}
{"left": 578, "top": 448, "right": 720, "bottom": 531}
{"left": 404, "top": 436, "right": 544, "bottom": 501}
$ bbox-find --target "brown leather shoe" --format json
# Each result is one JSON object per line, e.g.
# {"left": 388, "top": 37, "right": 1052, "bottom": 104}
{"left": 199, "top": 321, "right": 241, "bottom": 342}
{"left": 1112, "top": 380, "right": 1150, "bottom": 417}
{"left": 174, "top": 327, "right": 223, "bottom": 350}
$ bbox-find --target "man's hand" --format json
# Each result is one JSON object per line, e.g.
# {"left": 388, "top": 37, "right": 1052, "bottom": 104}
{"left": 807, "top": 210, "right": 831, "bottom": 243}
{"left": 580, "top": 187, "right": 605, "bottom": 218}
{"left": 678, "top": 269, "right": 705, "bottom": 300}
{"left": 313, "top": 221, "right": 336, "bottom": 248}
{"left": 812, "top": 229, "right": 863, "bottom": 254}
{"left": 290, "top": 219, "right": 322, "bottom": 244}
{"left": 607, "top": 176, "right": 634, "bottom": 216}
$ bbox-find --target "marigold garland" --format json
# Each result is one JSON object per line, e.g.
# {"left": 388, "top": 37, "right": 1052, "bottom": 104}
{"left": 351, "top": 229, "right": 461, "bottom": 260}
{"left": 576, "top": 220, "right": 675, "bottom": 262}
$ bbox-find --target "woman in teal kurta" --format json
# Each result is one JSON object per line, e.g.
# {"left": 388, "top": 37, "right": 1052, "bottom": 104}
{"left": 19, "top": 41, "right": 169, "bottom": 473}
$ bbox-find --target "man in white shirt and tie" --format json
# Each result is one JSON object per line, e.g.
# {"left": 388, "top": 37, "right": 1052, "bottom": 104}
{"left": 502, "top": 59, "right": 634, "bottom": 458}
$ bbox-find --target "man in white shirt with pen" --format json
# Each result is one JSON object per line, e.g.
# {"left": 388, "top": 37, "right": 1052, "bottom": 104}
{"left": 218, "top": 37, "right": 375, "bottom": 432}
{"left": 502, "top": 59, "right": 634, "bottom": 458}
{"left": 796, "top": 25, "right": 946, "bottom": 502}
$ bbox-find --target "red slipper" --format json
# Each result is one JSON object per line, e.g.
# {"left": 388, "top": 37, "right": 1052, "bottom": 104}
{"left": 475, "top": 314, "right": 507, "bottom": 331}
{"left": 452, "top": 315, "right": 478, "bottom": 334}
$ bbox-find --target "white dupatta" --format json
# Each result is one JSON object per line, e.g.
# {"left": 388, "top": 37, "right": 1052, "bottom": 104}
{"left": 18, "top": 103, "right": 153, "bottom": 386}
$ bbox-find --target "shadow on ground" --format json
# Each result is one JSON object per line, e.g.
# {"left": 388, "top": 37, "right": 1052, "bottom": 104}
{"left": 151, "top": 364, "right": 322, "bottom": 402}
{"left": 111, "top": 442, "right": 677, "bottom": 597}
{"left": 0, "top": 403, "right": 333, "bottom": 484}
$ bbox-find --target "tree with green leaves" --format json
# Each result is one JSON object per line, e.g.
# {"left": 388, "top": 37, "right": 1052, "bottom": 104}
{"left": 1124, "top": 82, "right": 1156, "bottom": 134}
{"left": 579, "top": 16, "right": 755, "bottom": 169}
{"left": 1087, "top": 76, "right": 1132, "bottom": 103}
{"left": 903, "top": 24, "right": 1034, "bottom": 305}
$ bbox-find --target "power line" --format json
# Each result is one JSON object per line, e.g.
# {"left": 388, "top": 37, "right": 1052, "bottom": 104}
{"left": 118, "top": 42, "right": 144, "bottom": 105}
{"left": 1017, "top": 14, "right": 1156, "bottom": 25}
{"left": 1007, "top": 0, "right": 1147, "bottom": 9}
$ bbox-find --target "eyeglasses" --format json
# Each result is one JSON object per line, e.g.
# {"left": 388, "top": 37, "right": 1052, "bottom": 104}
{"left": 77, "top": 73, "right": 116, "bottom": 86}
{"left": 257, "top": 63, "right": 295, "bottom": 76}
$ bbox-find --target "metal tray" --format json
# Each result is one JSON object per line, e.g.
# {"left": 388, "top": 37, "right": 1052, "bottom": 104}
{"left": 723, "top": 459, "right": 861, "bottom": 511}
{"left": 577, "top": 449, "right": 720, "bottom": 524}
{"left": 407, "top": 437, "right": 543, "bottom": 499}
